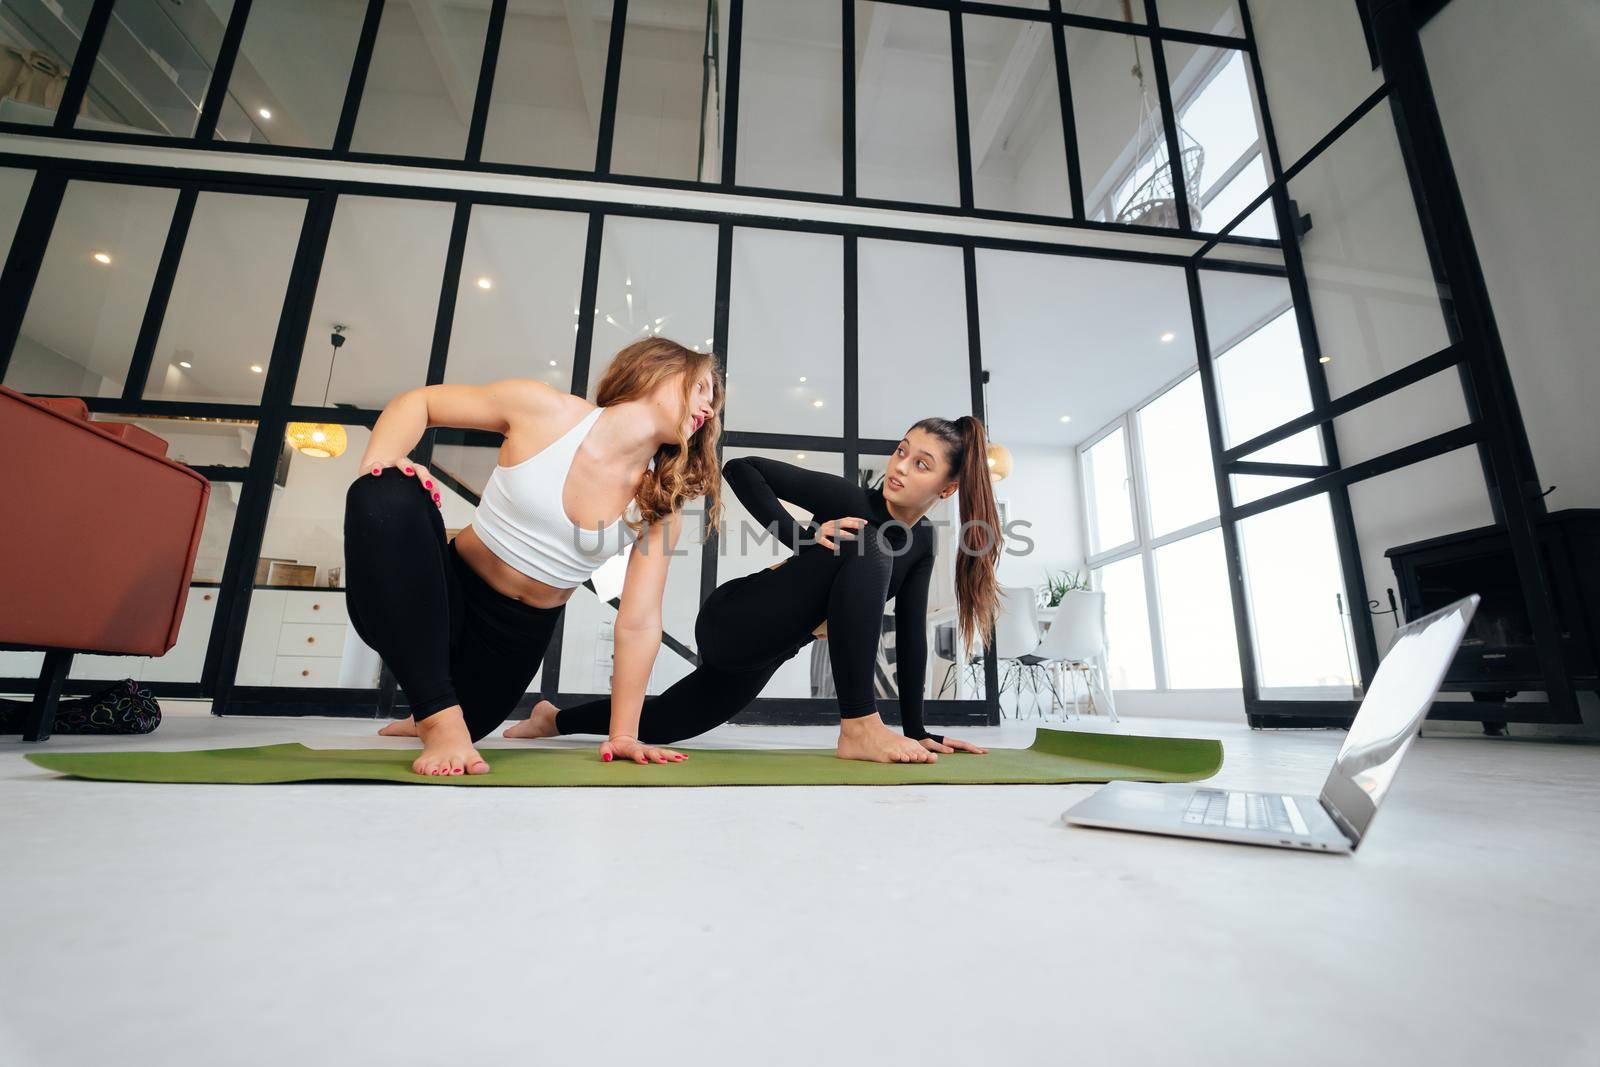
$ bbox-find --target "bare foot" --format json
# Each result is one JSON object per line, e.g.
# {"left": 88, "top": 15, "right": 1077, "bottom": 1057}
{"left": 836, "top": 712, "right": 937, "bottom": 764}
{"left": 413, "top": 707, "right": 490, "bottom": 776}
{"left": 503, "top": 699, "right": 560, "bottom": 740}
{"left": 378, "top": 716, "right": 417, "bottom": 737}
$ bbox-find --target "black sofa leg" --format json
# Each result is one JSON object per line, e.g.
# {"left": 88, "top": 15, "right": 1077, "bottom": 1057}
{"left": 23, "top": 649, "right": 73, "bottom": 743}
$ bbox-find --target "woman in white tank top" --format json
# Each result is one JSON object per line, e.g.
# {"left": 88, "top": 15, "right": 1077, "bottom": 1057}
{"left": 344, "top": 338, "right": 724, "bottom": 777}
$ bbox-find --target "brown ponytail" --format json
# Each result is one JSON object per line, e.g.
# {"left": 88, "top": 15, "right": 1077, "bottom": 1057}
{"left": 909, "top": 414, "right": 1002, "bottom": 656}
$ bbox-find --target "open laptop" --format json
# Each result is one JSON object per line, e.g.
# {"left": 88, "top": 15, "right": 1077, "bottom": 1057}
{"left": 1061, "top": 594, "right": 1479, "bottom": 854}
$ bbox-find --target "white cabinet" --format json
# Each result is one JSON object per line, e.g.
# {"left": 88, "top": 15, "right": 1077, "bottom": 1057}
{"left": 142, "top": 586, "right": 220, "bottom": 682}
{"left": 275, "top": 622, "right": 346, "bottom": 658}
{"left": 282, "top": 593, "right": 349, "bottom": 626}
{"left": 1, "top": 587, "right": 380, "bottom": 695}
{"left": 235, "top": 589, "right": 285, "bottom": 685}
{"left": 236, "top": 588, "right": 377, "bottom": 688}
{"left": 272, "top": 656, "right": 344, "bottom": 687}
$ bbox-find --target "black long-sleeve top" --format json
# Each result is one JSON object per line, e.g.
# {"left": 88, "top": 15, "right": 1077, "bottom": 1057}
{"left": 721, "top": 456, "right": 943, "bottom": 743}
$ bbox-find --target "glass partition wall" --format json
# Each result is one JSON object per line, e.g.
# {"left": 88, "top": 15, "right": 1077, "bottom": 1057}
{"left": 3, "top": 2, "right": 1569, "bottom": 729}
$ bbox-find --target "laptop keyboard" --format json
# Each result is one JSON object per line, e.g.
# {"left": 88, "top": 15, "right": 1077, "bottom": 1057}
{"left": 1183, "top": 789, "right": 1298, "bottom": 834}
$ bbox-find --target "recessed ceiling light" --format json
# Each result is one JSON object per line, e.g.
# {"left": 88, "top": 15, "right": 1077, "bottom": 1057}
{"left": 258, "top": 107, "right": 272, "bottom": 120}
{"left": 476, "top": 276, "right": 493, "bottom": 290}
{"left": 92, "top": 251, "right": 111, "bottom": 264}
{"left": 798, "top": 375, "right": 807, "bottom": 383}
{"left": 704, "top": 338, "right": 713, "bottom": 347}
{"left": 1059, "top": 414, "right": 1072, "bottom": 423}
{"left": 178, "top": 361, "right": 192, "bottom": 369}
{"left": 796, "top": 452, "right": 807, "bottom": 460}
{"left": 249, "top": 364, "right": 264, "bottom": 374}
{"left": 812, "top": 399, "right": 824, "bottom": 408}
{"left": 1318, "top": 355, "right": 1332, "bottom": 364}
{"left": 1160, "top": 331, "right": 1176, "bottom": 343}
{"left": 548, "top": 359, "right": 557, "bottom": 366}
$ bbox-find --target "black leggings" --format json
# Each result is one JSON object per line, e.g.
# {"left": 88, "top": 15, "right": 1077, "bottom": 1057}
{"left": 343, "top": 467, "right": 563, "bottom": 743}
{"left": 556, "top": 522, "right": 896, "bottom": 744}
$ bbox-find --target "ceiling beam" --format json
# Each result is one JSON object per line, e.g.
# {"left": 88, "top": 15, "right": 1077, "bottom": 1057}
{"left": 968, "top": 21, "right": 1051, "bottom": 174}
{"left": 853, "top": 3, "right": 894, "bottom": 141}
{"left": 561, "top": 0, "right": 605, "bottom": 133}
{"left": 410, "top": 0, "right": 478, "bottom": 125}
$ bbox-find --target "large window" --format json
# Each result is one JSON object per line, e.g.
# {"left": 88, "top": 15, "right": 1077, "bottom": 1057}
{"left": 1081, "top": 370, "right": 1240, "bottom": 691}
{"left": 212, "top": 0, "right": 368, "bottom": 149}
{"left": 1164, "top": 44, "right": 1274, "bottom": 237}
{"left": 0, "top": 0, "right": 97, "bottom": 127}
{"left": 76, "top": 0, "right": 237, "bottom": 138}
{"left": 4, "top": 180, "right": 179, "bottom": 398}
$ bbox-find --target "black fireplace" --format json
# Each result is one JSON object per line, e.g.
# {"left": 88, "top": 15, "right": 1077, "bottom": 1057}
{"left": 1384, "top": 509, "right": 1598, "bottom": 720}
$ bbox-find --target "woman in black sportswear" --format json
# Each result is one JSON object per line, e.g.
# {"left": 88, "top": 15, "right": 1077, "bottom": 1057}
{"left": 504, "top": 415, "right": 1004, "bottom": 764}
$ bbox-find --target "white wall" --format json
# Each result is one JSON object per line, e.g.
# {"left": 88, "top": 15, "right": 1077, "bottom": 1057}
{"left": 995, "top": 444, "right": 1085, "bottom": 594}
{"left": 1420, "top": 0, "right": 1600, "bottom": 513}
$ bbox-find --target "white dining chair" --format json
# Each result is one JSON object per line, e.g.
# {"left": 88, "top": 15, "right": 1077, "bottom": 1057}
{"left": 993, "top": 584, "right": 1048, "bottom": 718}
{"left": 1031, "top": 589, "right": 1119, "bottom": 722}
{"left": 934, "top": 621, "right": 984, "bottom": 699}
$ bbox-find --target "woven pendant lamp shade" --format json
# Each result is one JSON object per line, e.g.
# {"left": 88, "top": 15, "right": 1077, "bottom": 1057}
{"left": 986, "top": 442, "right": 1013, "bottom": 482}
{"left": 285, "top": 421, "right": 347, "bottom": 459}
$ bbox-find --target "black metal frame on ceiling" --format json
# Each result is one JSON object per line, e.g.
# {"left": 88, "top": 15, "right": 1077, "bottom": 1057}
{"left": 1, "top": 0, "right": 1566, "bottom": 728}
{"left": 0, "top": 0, "right": 1277, "bottom": 252}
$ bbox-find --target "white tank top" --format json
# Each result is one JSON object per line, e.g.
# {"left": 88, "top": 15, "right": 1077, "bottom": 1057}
{"left": 470, "top": 406, "right": 651, "bottom": 589}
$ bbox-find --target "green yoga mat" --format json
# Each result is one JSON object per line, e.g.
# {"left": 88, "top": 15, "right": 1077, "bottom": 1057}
{"left": 24, "top": 728, "right": 1221, "bottom": 787}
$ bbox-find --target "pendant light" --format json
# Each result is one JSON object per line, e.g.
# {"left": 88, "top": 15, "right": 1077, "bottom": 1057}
{"left": 285, "top": 325, "right": 348, "bottom": 459}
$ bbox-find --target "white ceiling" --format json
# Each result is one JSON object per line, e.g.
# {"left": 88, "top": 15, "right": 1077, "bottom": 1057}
{"left": 976, "top": 247, "right": 1200, "bottom": 449}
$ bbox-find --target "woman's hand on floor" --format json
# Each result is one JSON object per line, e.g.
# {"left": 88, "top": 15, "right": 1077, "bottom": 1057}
{"left": 920, "top": 735, "right": 988, "bottom": 755}
{"left": 357, "top": 455, "right": 442, "bottom": 509}
{"left": 600, "top": 735, "right": 688, "bottom": 765}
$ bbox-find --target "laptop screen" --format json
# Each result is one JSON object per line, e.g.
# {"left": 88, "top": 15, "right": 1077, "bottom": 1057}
{"left": 1319, "top": 596, "right": 1478, "bottom": 844}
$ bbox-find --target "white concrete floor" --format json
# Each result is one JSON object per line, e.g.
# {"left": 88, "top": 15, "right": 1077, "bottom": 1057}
{"left": 1, "top": 708, "right": 1596, "bottom": 1067}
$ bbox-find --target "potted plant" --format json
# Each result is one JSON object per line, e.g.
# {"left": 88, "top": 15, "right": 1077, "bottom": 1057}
{"left": 1039, "top": 569, "right": 1090, "bottom": 610}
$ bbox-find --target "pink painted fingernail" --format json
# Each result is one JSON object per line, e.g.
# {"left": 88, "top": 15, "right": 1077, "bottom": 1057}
{"left": 372, "top": 467, "right": 380, "bottom": 475}
{"left": 425, "top": 480, "right": 433, "bottom": 489}
{"left": 603, "top": 752, "right": 613, "bottom": 762}
{"left": 404, "top": 466, "right": 414, "bottom": 474}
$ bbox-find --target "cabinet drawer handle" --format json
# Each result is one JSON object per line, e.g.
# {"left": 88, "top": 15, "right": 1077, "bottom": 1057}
{"left": 306, "top": 636, "right": 316, "bottom": 645}
{"left": 301, "top": 669, "right": 310, "bottom": 677}
{"left": 203, "top": 593, "right": 213, "bottom": 602}
{"left": 312, "top": 603, "right": 321, "bottom": 611}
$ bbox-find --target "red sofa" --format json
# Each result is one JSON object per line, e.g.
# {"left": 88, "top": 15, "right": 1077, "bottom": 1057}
{"left": 0, "top": 385, "right": 211, "bottom": 740}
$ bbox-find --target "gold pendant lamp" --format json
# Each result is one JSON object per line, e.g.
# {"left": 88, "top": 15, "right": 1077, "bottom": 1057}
{"left": 286, "top": 325, "right": 349, "bottom": 459}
